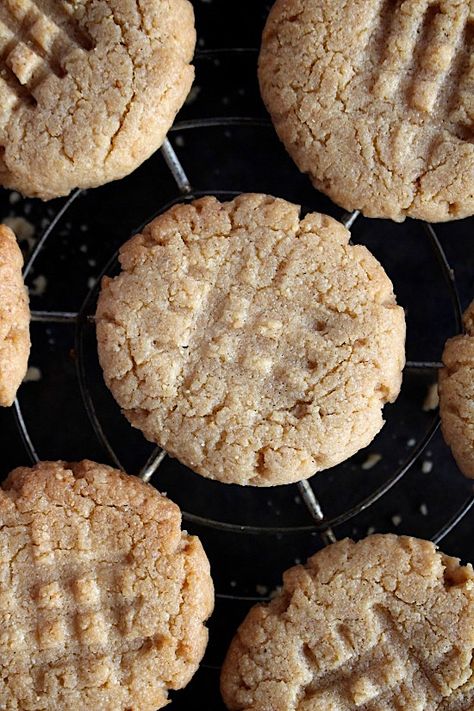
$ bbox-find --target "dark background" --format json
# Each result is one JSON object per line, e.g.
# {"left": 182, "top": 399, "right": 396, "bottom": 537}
{"left": 0, "top": 1, "right": 473, "bottom": 708}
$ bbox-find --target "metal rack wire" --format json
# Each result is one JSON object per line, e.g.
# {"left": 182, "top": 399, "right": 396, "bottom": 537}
{"left": 7, "top": 46, "right": 474, "bottom": 705}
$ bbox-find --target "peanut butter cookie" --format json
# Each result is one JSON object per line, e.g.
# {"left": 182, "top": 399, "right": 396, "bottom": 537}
{"left": 96, "top": 194, "right": 405, "bottom": 486}
{"left": 439, "top": 300, "right": 474, "bottom": 478}
{"left": 221, "top": 534, "right": 474, "bottom": 710}
{"left": 0, "top": 224, "right": 30, "bottom": 407}
{"left": 0, "top": 0, "right": 195, "bottom": 199}
{"left": 259, "top": 0, "right": 474, "bottom": 222}
{"left": 0, "top": 460, "right": 214, "bottom": 710}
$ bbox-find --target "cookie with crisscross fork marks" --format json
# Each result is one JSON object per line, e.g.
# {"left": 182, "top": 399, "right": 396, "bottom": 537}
{"left": 259, "top": 0, "right": 474, "bottom": 222}
{"left": 221, "top": 534, "right": 474, "bottom": 711}
{"left": 0, "top": 0, "right": 195, "bottom": 199}
{"left": 0, "top": 460, "right": 213, "bottom": 710}
{"left": 439, "top": 300, "right": 474, "bottom": 478}
{"left": 0, "top": 224, "right": 30, "bottom": 407}
{"left": 96, "top": 193, "right": 405, "bottom": 486}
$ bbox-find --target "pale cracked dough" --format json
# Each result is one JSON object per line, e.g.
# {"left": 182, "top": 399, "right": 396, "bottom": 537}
{"left": 439, "top": 300, "right": 474, "bottom": 478}
{"left": 0, "top": 0, "right": 195, "bottom": 200}
{"left": 259, "top": 0, "right": 474, "bottom": 222}
{"left": 96, "top": 193, "right": 406, "bottom": 486}
{"left": 221, "top": 534, "right": 474, "bottom": 711}
{"left": 0, "top": 459, "right": 214, "bottom": 710}
{"left": 0, "top": 224, "right": 30, "bottom": 407}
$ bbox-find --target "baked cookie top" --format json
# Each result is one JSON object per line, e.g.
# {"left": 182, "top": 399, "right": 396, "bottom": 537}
{"left": 439, "top": 300, "right": 474, "bottom": 478}
{"left": 0, "top": 224, "right": 30, "bottom": 407}
{"left": 0, "top": 460, "right": 214, "bottom": 710}
{"left": 221, "top": 534, "right": 474, "bottom": 711}
{"left": 259, "top": 0, "right": 474, "bottom": 222}
{"left": 0, "top": 0, "right": 195, "bottom": 200}
{"left": 96, "top": 193, "right": 405, "bottom": 486}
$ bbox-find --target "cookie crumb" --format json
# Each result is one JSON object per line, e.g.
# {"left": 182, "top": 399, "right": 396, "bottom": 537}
{"left": 3, "top": 216, "right": 35, "bottom": 245}
{"left": 23, "top": 366, "right": 42, "bottom": 383}
{"left": 185, "top": 85, "right": 201, "bottom": 105}
{"left": 423, "top": 383, "right": 439, "bottom": 411}
{"left": 30, "top": 275, "right": 47, "bottom": 297}
{"left": 391, "top": 514, "right": 402, "bottom": 527}
{"left": 421, "top": 460, "right": 433, "bottom": 474}
{"left": 361, "top": 453, "right": 382, "bottom": 470}
{"left": 420, "top": 503, "right": 429, "bottom": 516}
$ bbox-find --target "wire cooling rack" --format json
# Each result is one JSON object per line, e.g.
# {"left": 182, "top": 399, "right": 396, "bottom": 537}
{"left": 3, "top": 47, "right": 474, "bottom": 708}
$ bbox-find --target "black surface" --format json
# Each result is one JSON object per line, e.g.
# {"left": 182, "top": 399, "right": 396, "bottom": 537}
{"left": 0, "top": 2, "right": 473, "bottom": 710}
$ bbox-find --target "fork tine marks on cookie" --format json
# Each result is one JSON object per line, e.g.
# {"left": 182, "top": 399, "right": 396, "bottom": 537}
{"left": 410, "top": 3, "right": 468, "bottom": 115}
{"left": 3, "top": 0, "right": 93, "bottom": 52}
{"left": 372, "top": 0, "right": 471, "bottom": 118}
{"left": 31, "top": 0, "right": 94, "bottom": 51}
{"left": 372, "top": 0, "right": 432, "bottom": 101}
{"left": 0, "top": 0, "right": 93, "bottom": 101}
{"left": 0, "top": 76, "right": 22, "bottom": 129}
{"left": 449, "top": 20, "right": 474, "bottom": 140}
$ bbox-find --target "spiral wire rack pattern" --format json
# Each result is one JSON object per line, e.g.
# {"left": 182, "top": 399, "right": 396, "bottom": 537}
{"left": 6, "top": 46, "right": 474, "bottom": 706}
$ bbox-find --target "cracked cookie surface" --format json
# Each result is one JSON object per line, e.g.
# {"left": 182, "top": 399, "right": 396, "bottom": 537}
{"left": 221, "top": 534, "right": 474, "bottom": 711}
{"left": 0, "top": 0, "right": 195, "bottom": 199}
{"left": 96, "top": 193, "right": 405, "bottom": 486}
{"left": 0, "top": 460, "right": 214, "bottom": 710}
{"left": 0, "top": 224, "right": 30, "bottom": 407}
{"left": 439, "top": 300, "right": 474, "bottom": 478}
{"left": 259, "top": 0, "right": 474, "bottom": 222}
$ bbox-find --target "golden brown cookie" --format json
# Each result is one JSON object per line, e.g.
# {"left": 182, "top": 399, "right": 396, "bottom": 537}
{"left": 439, "top": 300, "right": 474, "bottom": 478}
{"left": 0, "top": 460, "right": 214, "bottom": 710}
{"left": 0, "top": 224, "right": 30, "bottom": 407}
{"left": 0, "top": 0, "right": 195, "bottom": 199}
{"left": 221, "top": 534, "right": 474, "bottom": 711}
{"left": 259, "top": 0, "right": 474, "bottom": 222}
{"left": 96, "top": 193, "right": 405, "bottom": 486}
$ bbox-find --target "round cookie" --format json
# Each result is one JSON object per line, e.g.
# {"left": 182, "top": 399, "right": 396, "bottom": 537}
{"left": 0, "top": 460, "right": 214, "bottom": 710}
{"left": 0, "top": 0, "right": 195, "bottom": 200}
{"left": 221, "top": 534, "right": 474, "bottom": 711}
{"left": 0, "top": 224, "right": 30, "bottom": 407}
{"left": 439, "top": 300, "right": 474, "bottom": 478}
{"left": 96, "top": 193, "right": 405, "bottom": 486}
{"left": 258, "top": 0, "right": 474, "bottom": 222}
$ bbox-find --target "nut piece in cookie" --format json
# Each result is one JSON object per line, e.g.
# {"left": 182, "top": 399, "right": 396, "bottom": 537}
{"left": 0, "top": 460, "right": 214, "bottom": 710}
{"left": 259, "top": 0, "right": 474, "bottom": 222}
{"left": 96, "top": 193, "right": 405, "bottom": 486}
{"left": 0, "top": 224, "right": 30, "bottom": 406}
{"left": 0, "top": 0, "right": 196, "bottom": 199}
{"left": 439, "top": 300, "right": 474, "bottom": 478}
{"left": 221, "top": 534, "right": 474, "bottom": 711}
